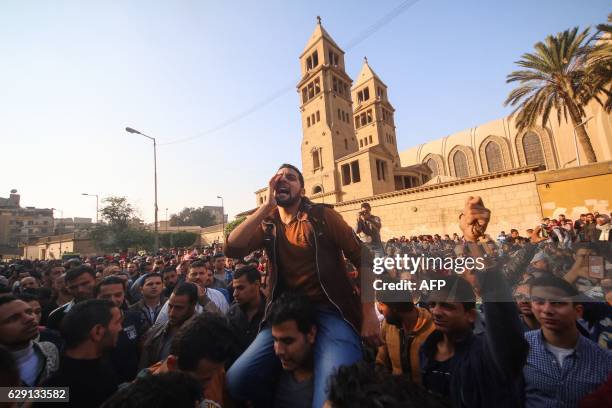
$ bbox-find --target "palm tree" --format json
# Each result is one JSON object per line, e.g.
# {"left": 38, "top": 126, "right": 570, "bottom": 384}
{"left": 586, "top": 14, "right": 612, "bottom": 112}
{"left": 505, "top": 26, "right": 610, "bottom": 164}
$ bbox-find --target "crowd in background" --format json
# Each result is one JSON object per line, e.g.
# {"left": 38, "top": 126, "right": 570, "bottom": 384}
{"left": 0, "top": 206, "right": 610, "bottom": 407}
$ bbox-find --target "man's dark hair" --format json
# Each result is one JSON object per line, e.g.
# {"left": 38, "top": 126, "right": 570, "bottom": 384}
{"left": 529, "top": 275, "right": 579, "bottom": 298}
{"left": 171, "top": 283, "right": 198, "bottom": 305}
{"left": 268, "top": 292, "right": 316, "bottom": 334}
{"left": 432, "top": 275, "right": 476, "bottom": 311}
{"left": 142, "top": 272, "right": 163, "bottom": 286}
{"left": 189, "top": 260, "right": 206, "bottom": 269}
{"left": 94, "top": 276, "right": 126, "bottom": 297}
{"left": 213, "top": 253, "right": 225, "bottom": 260}
{"left": 278, "top": 163, "right": 304, "bottom": 188}
{"left": 61, "top": 299, "right": 116, "bottom": 349}
{"left": 510, "top": 229, "right": 518, "bottom": 234}
{"left": 17, "top": 292, "right": 39, "bottom": 304}
{"left": 376, "top": 277, "right": 414, "bottom": 313}
{"left": 327, "top": 361, "right": 449, "bottom": 408}
{"left": 161, "top": 266, "right": 176, "bottom": 275}
{"left": 0, "top": 295, "right": 18, "bottom": 308}
{"left": 170, "top": 313, "right": 235, "bottom": 370}
{"left": 233, "top": 265, "right": 261, "bottom": 284}
{"left": 65, "top": 265, "right": 95, "bottom": 284}
{"left": 100, "top": 371, "right": 202, "bottom": 408}
{"left": 361, "top": 202, "right": 372, "bottom": 210}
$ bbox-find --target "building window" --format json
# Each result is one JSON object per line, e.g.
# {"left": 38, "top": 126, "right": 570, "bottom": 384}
{"left": 306, "top": 50, "right": 319, "bottom": 71}
{"left": 377, "top": 86, "right": 384, "bottom": 99}
{"left": 357, "top": 87, "right": 370, "bottom": 103}
{"left": 368, "top": 135, "right": 373, "bottom": 144}
{"left": 453, "top": 150, "right": 469, "bottom": 178}
{"left": 523, "top": 132, "right": 545, "bottom": 167}
{"left": 328, "top": 50, "right": 339, "bottom": 66}
{"left": 316, "top": 110, "right": 320, "bottom": 122}
{"left": 312, "top": 149, "right": 321, "bottom": 170}
{"left": 307, "top": 116, "right": 311, "bottom": 127}
{"left": 351, "top": 160, "right": 361, "bottom": 182}
{"left": 337, "top": 108, "right": 341, "bottom": 120}
{"left": 426, "top": 158, "right": 439, "bottom": 177}
{"left": 376, "top": 159, "right": 387, "bottom": 181}
{"left": 344, "top": 138, "right": 348, "bottom": 150}
{"left": 485, "top": 141, "right": 504, "bottom": 172}
{"left": 313, "top": 185, "right": 323, "bottom": 194}
{"left": 341, "top": 164, "right": 351, "bottom": 185}
{"left": 302, "top": 77, "right": 322, "bottom": 104}
{"left": 359, "top": 139, "right": 363, "bottom": 148}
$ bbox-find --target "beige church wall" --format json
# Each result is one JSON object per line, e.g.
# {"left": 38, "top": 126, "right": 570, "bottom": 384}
{"left": 535, "top": 161, "right": 612, "bottom": 220}
{"left": 336, "top": 154, "right": 374, "bottom": 202}
{"left": 333, "top": 169, "right": 543, "bottom": 239}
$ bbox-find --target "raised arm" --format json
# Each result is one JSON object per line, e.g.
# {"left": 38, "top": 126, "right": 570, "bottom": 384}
{"left": 225, "top": 175, "right": 279, "bottom": 258}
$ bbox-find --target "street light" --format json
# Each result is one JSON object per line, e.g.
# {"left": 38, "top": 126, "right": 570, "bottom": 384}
{"left": 81, "top": 193, "right": 99, "bottom": 223}
{"left": 126, "top": 126, "right": 159, "bottom": 253}
{"left": 573, "top": 116, "right": 593, "bottom": 167}
{"left": 217, "top": 195, "right": 224, "bottom": 244}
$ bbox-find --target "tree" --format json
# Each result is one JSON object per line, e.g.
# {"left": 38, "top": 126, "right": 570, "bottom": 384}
{"left": 160, "top": 232, "right": 199, "bottom": 248}
{"left": 90, "top": 196, "right": 153, "bottom": 252}
{"left": 169, "top": 207, "right": 217, "bottom": 228}
{"left": 225, "top": 216, "right": 246, "bottom": 237}
{"left": 586, "top": 14, "right": 612, "bottom": 112}
{"left": 505, "top": 26, "right": 610, "bottom": 164}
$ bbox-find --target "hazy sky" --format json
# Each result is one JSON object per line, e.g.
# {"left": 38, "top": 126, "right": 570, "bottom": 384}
{"left": 1, "top": 0, "right": 608, "bottom": 222}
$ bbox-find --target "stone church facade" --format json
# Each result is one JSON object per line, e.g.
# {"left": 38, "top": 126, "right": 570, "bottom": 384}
{"left": 254, "top": 20, "right": 612, "bottom": 239}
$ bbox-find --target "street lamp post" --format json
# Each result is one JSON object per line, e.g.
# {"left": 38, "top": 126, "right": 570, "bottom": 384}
{"left": 217, "top": 195, "right": 224, "bottom": 244}
{"left": 81, "top": 193, "right": 99, "bottom": 223}
{"left": 572, "top": 116, "right": 593, "bottom": 167}
{"left": 126, "top": 127, "right": 159, "bottom": 253}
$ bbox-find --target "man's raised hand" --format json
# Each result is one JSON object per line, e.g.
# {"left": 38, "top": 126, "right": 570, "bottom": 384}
{"left": 459, "top": 196, "right": 490, "bottom": 242}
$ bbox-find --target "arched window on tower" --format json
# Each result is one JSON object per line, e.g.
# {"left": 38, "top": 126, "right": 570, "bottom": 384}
{"left": 453, "top": 150, "right": 469, "bottom": 178}
{"left": 426, "top": 158, "right": 439, "bottom": 177}
{"left": 523, "top": 132, "right": 545, "bottom": 168}
{"left": 485, "top": 141, "right": 504, "bottom": 173}
{"left": 312, "top": 185, "right": 323, "bottom": 195}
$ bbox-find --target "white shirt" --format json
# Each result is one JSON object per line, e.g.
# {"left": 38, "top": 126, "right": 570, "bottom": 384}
{"left": 544, "top": 341, "right": 575, "bottom": 367}
{"left": 155, "top": 287, "right": 229, "bottom": 325}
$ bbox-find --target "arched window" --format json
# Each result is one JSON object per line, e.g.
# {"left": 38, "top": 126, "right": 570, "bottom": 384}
{"left": 426, "top": 158, "right": 439, "bottom": 177}
{"left": 522, "top": 132, "right": 545, "bottom": 167}
{"left": 312, "top": 185, "right": 323, "bottom": 194}
{"left": 453, "top": 150, "right": 469, "bottom": 178}
{"left": 485, "top": 141, "right": 504, "bottom": 173}
{"left": 312, "top": 149, "right": 321, "bottom": 170}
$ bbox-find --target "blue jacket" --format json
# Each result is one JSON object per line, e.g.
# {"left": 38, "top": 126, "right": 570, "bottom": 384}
{"left": 420, "top": 267, "right": 529, "bottom": 408}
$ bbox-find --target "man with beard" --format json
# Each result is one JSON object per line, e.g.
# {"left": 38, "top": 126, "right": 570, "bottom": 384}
{"left": 0, "top": 295, "right": 59, "bottom": 386}
{"left": 226, "top": 164, "right": 380, "bottom": 408}
{"left": 513, "top": 281, "right": 540, "bottom": 332}
{"left": 40, "top": 299, "right": 122, "bottom": 408}
{"left": 46, "top": 265, "right": 97, "bottom": 331}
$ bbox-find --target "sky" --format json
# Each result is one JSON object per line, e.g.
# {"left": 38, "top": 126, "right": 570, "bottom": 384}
{"left": 1, "top": 0, "right": 609, "bottom": 223}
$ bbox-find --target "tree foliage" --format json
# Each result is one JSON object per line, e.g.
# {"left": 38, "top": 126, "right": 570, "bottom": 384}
{"left": 159, "top": 232, "right": 199, "bottom": 248}
{"left": 169, "top": 207, "right": 217, "bottom": 228}
{"left": 505, "top": 21, "right": 611, "bottom": 164}
{"left": 225, "top": 216, "right": 246, "bottom": 237}
{"left": 90, "top": 196, "right": 153, "bottom": 252}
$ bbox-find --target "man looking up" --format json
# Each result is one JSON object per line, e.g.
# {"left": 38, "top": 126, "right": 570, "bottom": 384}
{"left": 226, "top": 164, "right": 380, "bottom": 408}
{"left": 41, "top": 299, "right": 122, "bottom": 408}
{"left": 523, "top": 276, "right": 612, "bottom": 407}
{"left": 46, "top": 265, "right": 96, "bottom": 331}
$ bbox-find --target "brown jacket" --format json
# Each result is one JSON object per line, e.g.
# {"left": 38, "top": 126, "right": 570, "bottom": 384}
{"left": 225, "top": 198, "right": 374, "bottom": 333}
{"left": 376, "top": 307, "right": 435, "bottom": 384}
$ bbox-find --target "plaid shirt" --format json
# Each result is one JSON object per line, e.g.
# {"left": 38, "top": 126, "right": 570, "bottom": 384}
{"left": 523, "top": 330, "right": 612, "bottom": 407}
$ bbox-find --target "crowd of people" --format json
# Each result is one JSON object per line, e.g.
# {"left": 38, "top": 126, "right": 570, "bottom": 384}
{"left": 0, "top": 164, "right": 610, "bottom": 407}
